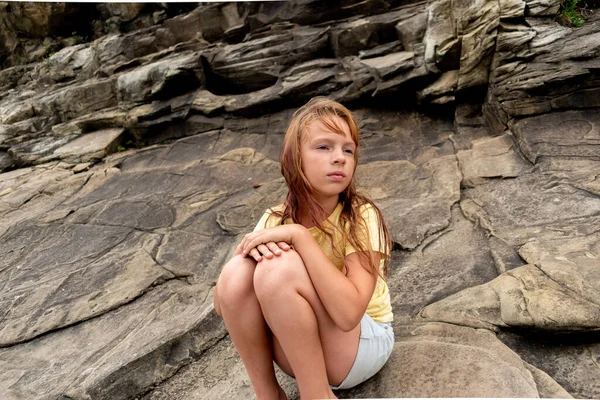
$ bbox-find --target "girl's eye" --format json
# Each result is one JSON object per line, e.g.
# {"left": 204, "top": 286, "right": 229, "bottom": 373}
{"left": 344, "top": 149, "right": 354, "bottom": 154}
{"left": 317, "top": 145, "right": 329, "bottom": 150}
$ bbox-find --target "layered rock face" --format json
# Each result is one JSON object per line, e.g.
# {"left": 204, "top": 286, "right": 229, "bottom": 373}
{"left": 0, "top": 1, "right": 599, "bottom": 399}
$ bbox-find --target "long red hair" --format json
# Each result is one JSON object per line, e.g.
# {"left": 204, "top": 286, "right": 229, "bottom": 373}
{"left": 272, "top": 97, "right": 392, "bottom": 277}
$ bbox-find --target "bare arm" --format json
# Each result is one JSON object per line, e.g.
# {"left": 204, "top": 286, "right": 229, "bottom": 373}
{"left": 240, "top": 224, "right": 378, "bottom": 332}
{"left": 292, "top": 227, "right": 378, "bottom": 332}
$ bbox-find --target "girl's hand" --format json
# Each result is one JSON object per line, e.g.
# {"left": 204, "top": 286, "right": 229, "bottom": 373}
{"left": 239, "top": 225, "right": 304, "bottom": 261}
{"left": 242, "top": 241, "right": 291, "bottom": 262}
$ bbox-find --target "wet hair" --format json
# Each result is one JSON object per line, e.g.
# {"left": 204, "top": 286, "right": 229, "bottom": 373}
{"left": 271, "top": 96, "right": 392, "bottom": 278}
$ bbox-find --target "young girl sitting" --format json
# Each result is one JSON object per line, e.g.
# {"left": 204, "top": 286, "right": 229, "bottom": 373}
{"left": 213, "top": 97, "right": 394, "bottom": 400}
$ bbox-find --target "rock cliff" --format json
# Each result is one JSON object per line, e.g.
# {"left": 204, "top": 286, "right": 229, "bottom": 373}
{"left": 0, "top": 1, "right": 599, "bottom": 399}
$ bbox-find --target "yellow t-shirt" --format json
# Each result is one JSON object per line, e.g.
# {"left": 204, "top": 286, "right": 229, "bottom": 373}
{"left": 253, "top": 202, "right": 393, "bottom": 323}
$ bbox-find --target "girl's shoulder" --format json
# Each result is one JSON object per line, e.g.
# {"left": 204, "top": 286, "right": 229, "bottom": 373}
{"left": 265, "top": 204, "right": 285, "bottom": 214}
{"left": 352, "top": 200, "right": 379, "bottom": 221}
{"left": 254, "top": 204, "right": 286, "bottom": 231}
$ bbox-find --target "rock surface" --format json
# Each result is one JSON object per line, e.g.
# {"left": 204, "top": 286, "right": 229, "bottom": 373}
{"left": 1, "top": 1, "right": 599, "bottom": 399}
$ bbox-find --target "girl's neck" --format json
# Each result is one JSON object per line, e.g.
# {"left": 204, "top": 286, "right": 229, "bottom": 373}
{"left": 297, "top": 197, "right": 339, "bottom": 228}
{"left": 319, "top": 197, "right": 339, "bottom": 217}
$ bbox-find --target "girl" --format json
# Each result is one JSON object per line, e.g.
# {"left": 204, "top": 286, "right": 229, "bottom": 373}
{"left": 213, "top": 97, "right": 394, "bottom": 400}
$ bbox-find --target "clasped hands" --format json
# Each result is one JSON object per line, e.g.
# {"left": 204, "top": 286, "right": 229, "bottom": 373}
{"left": 235, "top": 224, "right": 304, "bottom": 262}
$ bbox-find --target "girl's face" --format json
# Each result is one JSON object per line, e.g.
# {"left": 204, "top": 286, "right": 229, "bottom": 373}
{"left": 300, "top": 117, "right": 356, "bottom": 207}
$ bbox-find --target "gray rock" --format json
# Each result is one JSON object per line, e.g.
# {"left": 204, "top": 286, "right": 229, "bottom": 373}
{"left": 511, "top": 110, "right": 600, "bottom": 163}
{"left": 1, "top": 2, "right": 600, "bottom": 399}
{"left": 141, "top": 335, "right": 299, "bottom": 400}
{"left": 387, "top": 205, "right": 499, "bottom": 326}
{"left": 423, "top": 0, "right": 457, "bottom": 74}
{"left": 53, "top": 128, "right": 124, "bottom": 163}
{"left": 395, "top": 9, "right": 427, "bottom": 51}
{"left": 330, "top": 4, "right": 424, "bottom": 58}
{"left": 486, "top": 13, "right": 600, "bottom": 126}
{"left": 35, "top": 78, "right": 118, "bottom": 123}
{"left": 461, "top": 172, "right": 600, "bottom": 246}
{"left": 499, "top": 0, "right": 526, "bottom": 19}
{"left": 51, "top": 107, "right": 127, "bottom": 136}
{"left": 499, "top": 331, "right": 600, "bottom": 399}
{"left": 417, "top": 69, "right": 458, "bottom": 103}
{"left": 522, "top": 362, "right": 572, "bottom": 398}
{"left": 116, "top": 52, "right": 201, "bottom": 104}
{"left": 0, "top": 151, "right": 15, "bottom": 170}
{"left": 0, "top": 280, "right": 225, "bottom": 400}
{"left": 0, "top": 224, "right": 172, "bottom": 346}
{"left": 32, "top": 43, "right": 96, "bottom": 85}
{"left": 97, "top": 3, "right": 147, "bottom": 22}
{"left": 519, "top": 235, "right": 600, "bottom": 310}
{"left": 359, "top": 51, "right": 414, "bottom": 79}
{"left": 339, "top": 322, "right": 554, "bottom": 398}
{"left": 456, "top": 134, "right": 530, "bottom": 186}
{"left": 8, "top": 134, "right": 79, "bottom": 164}
{"left": 94, "top": 30, "right": 163, "bottom": 73}
{"left": 524, "top": 0, "right": 561, "bottom": 16}
{"left": 421, "top": 234, "right": 600, "bottom": 332}
{"left": 456, "top": 0, "right": 500, "bottom": 92}
{"left": 0, "top": 101, "right": 35, "bottom": 124}
{"left": 534, "top": 156, "right": 600, "bottom": 197}
{"left": 357, "top": 155, "right": 461, "bottom": 249}
{"left": 206, "top": 26, "right": 329, "bottom": 94}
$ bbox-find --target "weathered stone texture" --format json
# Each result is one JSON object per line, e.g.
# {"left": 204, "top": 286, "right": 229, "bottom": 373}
{"left": 1, "top": 0, "right": 599, "bottom": 399}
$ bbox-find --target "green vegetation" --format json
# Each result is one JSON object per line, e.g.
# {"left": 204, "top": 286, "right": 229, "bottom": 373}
{"left": 557, "top": 0, "right": 585, "bottom": 27}
{"left": 71, "top": 31, "right": 90, "bottom": 45}
{"left": 117, "top": 140, "right": 134, "bottom": 152}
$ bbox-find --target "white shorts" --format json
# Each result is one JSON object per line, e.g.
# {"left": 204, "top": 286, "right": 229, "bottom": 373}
{"left": 330, "top": 313, "right": 394, "bottom": 390}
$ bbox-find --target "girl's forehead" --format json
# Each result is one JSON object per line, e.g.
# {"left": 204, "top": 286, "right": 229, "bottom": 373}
{"left": 303, "top": 116, "right": 353, "bottom": 140}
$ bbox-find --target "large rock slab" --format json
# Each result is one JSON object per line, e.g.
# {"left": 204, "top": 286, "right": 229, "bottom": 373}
{"left": 51, "top": 107, "right": 127, "bottom": 136}
{"left": 387, "top": 205, "right": 499, "bottom": 326}
{"left": 460, "top": 172, "right": 600, "bottom": 246}
{"left": 0, "top": 281, "right": 226, "bottom": 400}
{"left": 330, "top": 3, "right": 425, "bottom": 57}
{"left": 205, "top": 26, "right": 330, "bottom": 94}
{"left": 145, "top": 322, "right": 570, "bottom": 400}
{"left": 486, "top": 13, "right": 600, "bottom": 128}
{"left": 500, "top": 331, "right": 600, "bottom": 399}
{"left": 456, "top": 133, "right": 530, "bottom": 186}
{"left": 0, "top": 223, "right": 171, "bottom": 346}
{"left": 154, "top": 149, "right": 285, "bottom": 281}
{"left": 339, "top": 322, "right": 569, "bottom": 398}
{"left": 519, "top": 234, "right": 600, "bottom": 312}
{"left": 142, "top": 335, "right": 299, "bottom": 400}
{"left": 35, "top": 78, "right": 118, "bottom": 123}
{"left": 456, "top": 0, "right": 500, "bottom": 92}
{"left": 52, "top": 128, "right": 124, "bottom": 163}
{"left": 535, "top": 156, "right": 600, "bottom": 197}
{"left": 511, "top": 109, "right": 600, "bottom": 163}
{"left": 0, "top": 163, "right": 88, "bottom": 237}
{"left": 421, "top": 233, "right": 600, "bottom": 332}
{"left": 356, "top": 155, "right": 461, "bottom": 249}
{"left": 116, "top": 52, "right": 202, "bottom": 104}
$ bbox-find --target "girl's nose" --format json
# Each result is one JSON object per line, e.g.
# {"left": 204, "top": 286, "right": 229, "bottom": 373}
{"left": 332, "top": 150, "right": 346, "bottom": 164}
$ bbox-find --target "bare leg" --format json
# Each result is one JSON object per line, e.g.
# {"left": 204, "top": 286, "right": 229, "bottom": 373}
{"left": 215, "top": 254, "right": 288, "bottom": 400}
{"left": 253, "top": 250, "right": 360, "bottom": 400}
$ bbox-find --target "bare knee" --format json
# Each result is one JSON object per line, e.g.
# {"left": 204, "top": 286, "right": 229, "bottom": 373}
{"left": 253, "top": 250, "right": 306, "bottom": 303}
{"left": 215, "top": 254, "right": 257, "bottom": 314}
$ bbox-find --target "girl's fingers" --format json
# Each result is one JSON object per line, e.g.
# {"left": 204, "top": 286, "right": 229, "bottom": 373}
{"left": 249, "top": 248, "right": 262, "bottom": 262}
{"left": 234, "top": 241, "right": 244, "bottom": 255}
{"left": 266, "top": 242, "right": 282, "bottom": 256}
{"left": 277, "top": 241, "right": 290, "bottom": 251}
{"left": 241, "top": 234, "right": 253, "bottom": 254}
{"left": 257, "top": 244, "right": 273, "bottom": 259}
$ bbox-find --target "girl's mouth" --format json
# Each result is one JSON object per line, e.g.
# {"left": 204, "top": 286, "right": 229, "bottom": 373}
{"left": 327, "top": 173, "right": 345, "bottom": 180}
